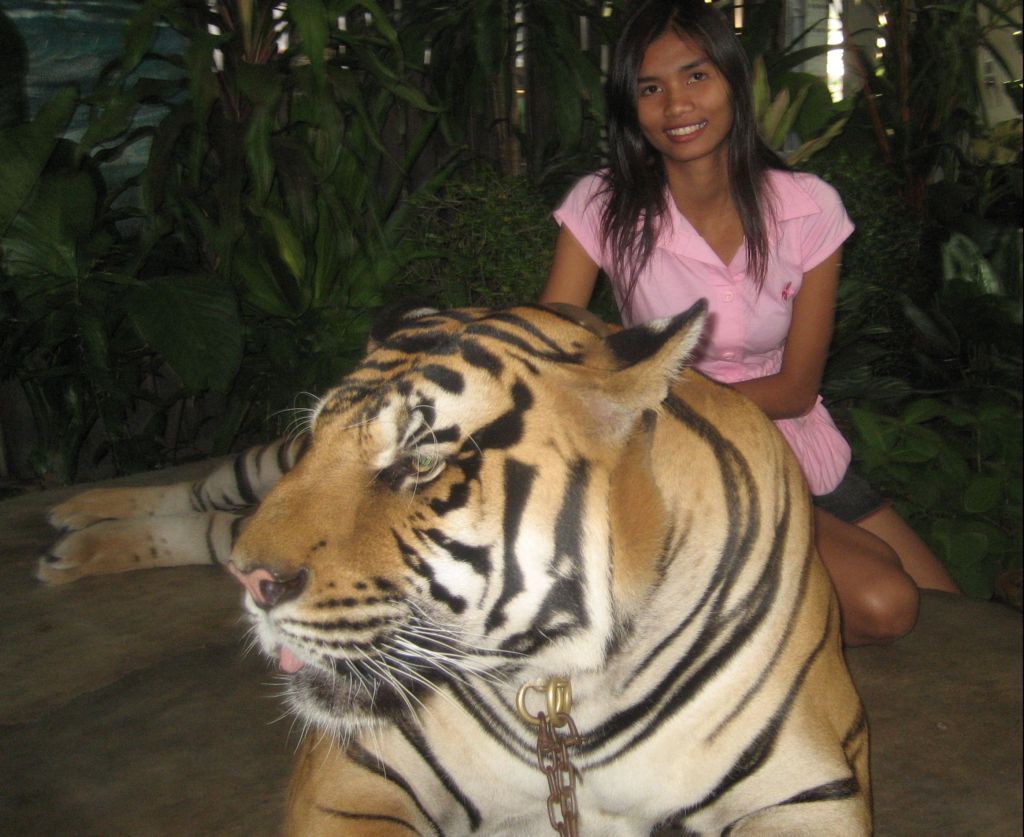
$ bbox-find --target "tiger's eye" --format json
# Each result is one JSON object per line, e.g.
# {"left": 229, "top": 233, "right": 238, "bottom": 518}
{"left": 410, "top": 451, "right": 440, "bottom": 474}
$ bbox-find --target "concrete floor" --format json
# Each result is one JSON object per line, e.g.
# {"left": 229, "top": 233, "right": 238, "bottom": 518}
{"left": 1, "top": 465, "right": 1021, "bottom": 835}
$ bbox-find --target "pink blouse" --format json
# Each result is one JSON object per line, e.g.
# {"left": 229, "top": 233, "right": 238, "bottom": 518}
{"left": 553, "top": 169, "right": 855, "bottom": 495}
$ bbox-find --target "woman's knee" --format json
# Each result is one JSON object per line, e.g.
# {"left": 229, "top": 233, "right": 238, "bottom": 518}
{"left": 844, "top": 570, "right": 920, "bottom": 645}
{"left": 814, "top": 507, "right": 922, "bottom": 644}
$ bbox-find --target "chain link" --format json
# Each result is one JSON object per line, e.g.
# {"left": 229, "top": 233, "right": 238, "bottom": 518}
{"left": 535, "top": 710, "right": 582, "bottom": 837}
{"left": 516, "top": 678, "right": 582, "bottom": 837}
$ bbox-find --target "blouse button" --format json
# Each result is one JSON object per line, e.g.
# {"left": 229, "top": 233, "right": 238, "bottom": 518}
{"left": 723, "top": 291, "right": 735, "bottom": 302}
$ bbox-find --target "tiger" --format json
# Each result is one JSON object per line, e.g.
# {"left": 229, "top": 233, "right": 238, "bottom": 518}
{"left": 40, "top": 302, "right": 870, "bottom": 836}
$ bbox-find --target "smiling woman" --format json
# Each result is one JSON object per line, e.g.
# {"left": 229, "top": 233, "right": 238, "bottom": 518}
{"left": 539, "top": 0, "right": 959, "bottom": 647}
{"left": 636, "top": 32, "right": 735, "bottom": 175}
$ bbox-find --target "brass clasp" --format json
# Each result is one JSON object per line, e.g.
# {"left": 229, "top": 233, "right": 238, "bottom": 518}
{"left": 516, "top": 677, "right": 573, "bottom": 727}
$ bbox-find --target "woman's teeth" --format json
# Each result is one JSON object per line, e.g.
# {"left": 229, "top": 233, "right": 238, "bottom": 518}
{"left": 667, "top": 121, "right": 707, "bottom": 137}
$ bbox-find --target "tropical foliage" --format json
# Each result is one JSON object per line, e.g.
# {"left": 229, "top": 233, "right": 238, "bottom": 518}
{"left": 1, "top": 1, "right": 1021, "bottom": 601}
{"left": 2, "top": 1, "right": 452, "bottom": 480}
{"left": 804, "top": 0, "right": 1023, "bottom": 600}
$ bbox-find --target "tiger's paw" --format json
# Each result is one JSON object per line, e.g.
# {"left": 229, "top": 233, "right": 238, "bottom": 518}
{"left": 37, "top": 519, "right": 186, "bottom": 585}
{"left": 48, "top": 485, "right": 191, "bottom": 531}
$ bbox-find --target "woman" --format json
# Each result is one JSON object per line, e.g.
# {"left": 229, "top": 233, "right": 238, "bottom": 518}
{"left": 539, "top": 0, "right": 958, "bottom": 645}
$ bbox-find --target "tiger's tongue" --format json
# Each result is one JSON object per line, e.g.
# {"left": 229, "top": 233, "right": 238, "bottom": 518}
{"left": 278, "top": 646, "right": 305, "bottom": 673}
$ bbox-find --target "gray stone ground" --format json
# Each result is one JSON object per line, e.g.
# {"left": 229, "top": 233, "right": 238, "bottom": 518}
{"left": 1, "top": 464, "right": 1020, "bottom": 835}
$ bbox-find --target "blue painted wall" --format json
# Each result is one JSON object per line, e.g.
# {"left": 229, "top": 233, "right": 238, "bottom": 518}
{"left": 2, "top": 1, "right": 183, "bottom": 180}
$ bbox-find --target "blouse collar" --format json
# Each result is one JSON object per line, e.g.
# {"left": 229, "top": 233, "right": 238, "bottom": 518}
{"left": 657, "top": 169, "right": 820, "bottom": 266}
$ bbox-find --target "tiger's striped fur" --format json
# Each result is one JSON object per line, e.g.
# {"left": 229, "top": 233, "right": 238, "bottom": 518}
{"left": 42, "top": 303, "right": 869, "bottom": 835}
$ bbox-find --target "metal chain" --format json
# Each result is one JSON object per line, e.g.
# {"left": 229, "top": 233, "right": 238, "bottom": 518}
{"left": 535, "top": 710, "right": 582, "bottom": 837}
{"left": 516, "top": 678, "right": 582, "bottom": 837}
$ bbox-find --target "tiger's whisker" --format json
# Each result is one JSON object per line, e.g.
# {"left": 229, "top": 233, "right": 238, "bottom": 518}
{"left": 389, "top": 637, "right": 508, "bottom": 685}
{"left": 376, "top": 651, "right": 463, "bottom": 713}
{"left": 353, "top": 646, "right": 428, "bottom": 720}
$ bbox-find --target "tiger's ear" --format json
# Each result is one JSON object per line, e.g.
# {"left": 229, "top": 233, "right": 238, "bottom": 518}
{"left": 366, "top": 300, "right": 441, "bottom": 351}
{"left": 584, "top": 301, "right": 707, "bottom": 437}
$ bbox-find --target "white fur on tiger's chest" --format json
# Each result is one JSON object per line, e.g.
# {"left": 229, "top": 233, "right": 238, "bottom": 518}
{"left": 387, "top": 683, "right": 707, "bottom": 835}
{"left": 427, "top": 744, "right": 668, "bottom": 836}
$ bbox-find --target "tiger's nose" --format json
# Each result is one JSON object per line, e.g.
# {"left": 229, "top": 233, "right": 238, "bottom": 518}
{"left": 227, "top": 564, "right": 307, "bottom": 610}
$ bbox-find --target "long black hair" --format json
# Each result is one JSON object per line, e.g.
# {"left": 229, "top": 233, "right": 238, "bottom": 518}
{"left": 601, "top": 0, "right": 786, "bottom": 315}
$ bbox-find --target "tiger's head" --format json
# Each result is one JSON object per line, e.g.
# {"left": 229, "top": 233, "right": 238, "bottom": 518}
{"left": 228, "top": 302, "right": 706, "bottom": 735}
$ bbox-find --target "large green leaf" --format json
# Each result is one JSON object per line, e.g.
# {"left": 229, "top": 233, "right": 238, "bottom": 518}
{"left": 942, "top": 232, "right": 1001, "bottom": 294}
{"left": 3, "top": 169, "right": 97, "bottom": 282}
{"left": 0, "top": 87, "right": 78, "bottom": 236}
{"left": 232, "top": 240, "right": 297, "bottom": 317}
{"left": 140, "top": 101, "right": 194, "bottom": 212}
{"left": 849, "top": 407, "right": 892, "bottom": 453}
{"left": 900, "top": 295, "right": 960, "bottom": 356}
{"left": 120, "top": 0, "right": 177, "bottom": 77}
{"left": 289, "top": 0, "right": 330, "bottom": 86}
{"left": 311, "top": 195, "right": 343, "bottom": 305}
{"left": 259, "top": 207, "right": 307, "bottom": 284}
{"left": 236, "top": 59, "right": 283, "bottom": 107}
{"left": 889, "top": 430, "right": 940, "bottom": 464}
{"left": 900, "top": 398, "right": 948, "bottom": 425}
{"left": 245, "top": 105, "right": 277, "bottom": 207}
{"left": 126, "top": 275, "right": 243, "bottom": 392}
{"left": 751, "top": 55, "right": 771, "bottom": 121}
{"left": 963, "top": 476, "right": 1004, "bottom": 514}
{"left": 80, "top": 87, "right": 140, "bottom": 149}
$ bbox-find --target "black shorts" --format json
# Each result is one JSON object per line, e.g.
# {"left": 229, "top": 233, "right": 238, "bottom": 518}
{"left": 813, "top": 467, "right": 888, "bottom": 523}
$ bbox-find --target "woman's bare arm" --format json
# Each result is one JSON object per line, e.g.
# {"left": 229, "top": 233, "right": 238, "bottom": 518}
{"left": 539, "top": 226, "right": 601, "bottom": 307}
{"left": 731, "top": 247, "right": 843, "bottom": 420}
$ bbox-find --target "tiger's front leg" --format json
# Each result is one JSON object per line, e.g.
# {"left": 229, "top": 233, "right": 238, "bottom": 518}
{"left": 37, "top": 510, "right": 244, "bottom": 584}
{"left": 727, "top": 794, "right": 872, "bottom": 836}
{"left": 285, "top": 734, "right": 438, "bottom": 837}
{"left": 37, "top": 436, "right": 308, "bottom": 584}
{"left": 47, "top": 482, "right": 205, "bottom": 531}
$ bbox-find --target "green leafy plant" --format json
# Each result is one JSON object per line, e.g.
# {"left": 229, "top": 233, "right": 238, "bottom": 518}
{"left": 1, "top": 1, "right": 454, "bottom": 481}
{"left": 841, "top": 0, "right": 1021, "bottom": 209}
{"left": 399, "top": 0, "right": 611, "bottom": 189}
{"left": 834, "top": 234, "right": 1022, "bottom": 603}
{"left": 729, "top": 23, "right": 1020, "bottom": 600}
{"left": 751, "top": 56, "right": 851, "bottom": 165}
{"left": 0, "top": 88, "right": 179, "bottom": 481}
{"left": 101, "top": 1, "right": 455, "bottom": 432}
{"left": 850, "top": 396, "right": 1020, "bottom": 600}
{"left": 395, "top": 168, "right": 621, "bottom": 319}
{"left": 396, "top": 170, "right": 557, "bottom": 307}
